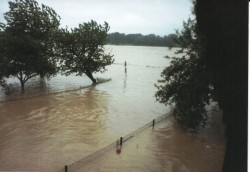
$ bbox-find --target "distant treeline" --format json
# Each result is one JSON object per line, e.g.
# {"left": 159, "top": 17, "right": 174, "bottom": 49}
{"left": 106, "top": 32, "right": 179, "bottom": 47}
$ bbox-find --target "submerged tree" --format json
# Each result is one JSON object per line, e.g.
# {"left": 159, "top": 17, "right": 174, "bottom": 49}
{"left": 155, "top": 18, "right": 212, "bottom": 129}
{"left": 0, "top": 0, "right": 60, "bottom": 91}
{"left": 0, "top": 28, "right": 7, "bottom": 88}
{"left": 59, "top": 20, "right": 114, "bottom": 84}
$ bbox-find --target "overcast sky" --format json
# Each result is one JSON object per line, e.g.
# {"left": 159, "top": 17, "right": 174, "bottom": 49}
{"left": 0, "top": 0, "right": 192, "bottom": 36}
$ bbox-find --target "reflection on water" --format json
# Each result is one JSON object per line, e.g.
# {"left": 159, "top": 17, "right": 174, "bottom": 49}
{"left": 0, "top": 46, "right": 225, "bottom": 171}
{"left": 123, "top": 73, "right": 127, "bottom": 94}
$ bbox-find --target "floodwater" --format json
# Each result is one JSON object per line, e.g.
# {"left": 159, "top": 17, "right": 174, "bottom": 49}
{"left": 0, "top": 45, "right": 225, "bottom": 171}
{"left": 79, "top": 103, "right": 225, "bottom": 172}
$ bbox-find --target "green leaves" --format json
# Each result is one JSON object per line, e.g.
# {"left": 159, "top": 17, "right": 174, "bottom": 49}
{"left": 107, "top": 32, "right": 179, "bottom": 47}
{"left": 58, "top": 20, "right": 114, "bottom": 82}
{"left": 0, "top": 0, "right": 60, "bottom": 91}
{"left": 155, "top": 19, "right": 212, "bottom": 129}
{"left": 0, "top": 0, "right": 113, "bottom": 89}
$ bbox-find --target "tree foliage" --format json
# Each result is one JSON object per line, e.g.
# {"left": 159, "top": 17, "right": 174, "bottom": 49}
{"left": 0, "top": 29, "right": 9, "bottom": 89}
{"left": 155, "top": 19, "right": 212, "bottom": 129}
{"left": 107, "top": 32, "right": 179, "bottom": 48}
{"left": 58, "top": 20, "right": 114, "bottom": 83}
{"left": 0, "top": 0, "right": 60, "bottom": 91}
{"left": 0, "top": 0, "right": 113, "bottom": 91}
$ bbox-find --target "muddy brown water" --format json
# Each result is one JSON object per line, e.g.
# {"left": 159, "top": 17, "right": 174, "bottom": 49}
{"left": 79, "top": 104, "right": 225, "bottom": 172}
{"left": 0, "top": 45, "right": 225, "bottom": 171}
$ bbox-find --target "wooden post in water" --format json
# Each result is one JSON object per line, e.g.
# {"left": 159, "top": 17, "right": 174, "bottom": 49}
{"left": 116, "top": 139, "right": 122, "bottom": 154}
{"left": 125, "top": 61, "right": 127, "bottom": 74}
{"left": 153, "top": 119, "right": 155, "bottom": 128}
{"left": 120, "top": 137, "right": 123, "bottom": 146}
{"left": 65, "top": 165, "right": 68, "bottom": 172}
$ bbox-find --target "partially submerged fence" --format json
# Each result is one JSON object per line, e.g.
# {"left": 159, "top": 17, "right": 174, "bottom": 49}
{"left": 0, "top": 78, "right": 111, "bottom": 104}
{"left": 59, "top": 111, "right": 171, "bottom": 172}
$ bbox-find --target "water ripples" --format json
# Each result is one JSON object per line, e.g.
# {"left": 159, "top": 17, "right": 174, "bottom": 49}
{"left": 0, "top": 46, "right": 225, "bottom": 171}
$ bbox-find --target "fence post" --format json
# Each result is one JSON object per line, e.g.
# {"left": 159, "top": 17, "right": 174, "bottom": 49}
{"left": 125, "top": 61, "right": 127, "bottom": 74}
{"left": 120, "top": 137, "right": 123, "bottom": 146}
{"left": 153, "top": 119, "right": 155, "bottom": 128}
{"left": 65, "top": 165, "right": 68, "bottom": 172}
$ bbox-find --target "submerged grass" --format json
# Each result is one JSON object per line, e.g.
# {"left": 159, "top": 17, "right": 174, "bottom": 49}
{"left": 0, "top": 77, "right": 112, "bottom": 103}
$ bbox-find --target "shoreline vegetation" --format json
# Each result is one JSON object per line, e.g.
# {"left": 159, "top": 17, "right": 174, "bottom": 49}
{"left": 106, "top": 32, "right": 179, "bottom": 48}
{"left": 0, "top": 77, "right": 111, "bottom": 104}
{"left": 0, "top": 0, "right": 114, "bottom": 91}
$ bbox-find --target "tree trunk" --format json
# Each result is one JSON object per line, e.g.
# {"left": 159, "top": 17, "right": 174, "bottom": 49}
{"left": 21, "top": 80, "right": 25, "bottom": 92}
{"left": 18, "top": 72, "right": 25, "bottom": 92}
{"left": 85, "top": 70, "right": 97, "bottom": 84}
{"left": 195, "top": 0, "right": 248, "bottom": 171}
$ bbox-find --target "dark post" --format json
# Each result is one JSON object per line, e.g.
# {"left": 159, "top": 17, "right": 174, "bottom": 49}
{"left": 65, "top": 165, "right": 68, "bottom": 172}
{"left": 120, "top": 137, "right": 123, "bottom": 146}
{"left": 124, "top": 61, "right": 127, "bottom": 74}
{"left": 153, "top": 119, "right": 155, "bottom": 127}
